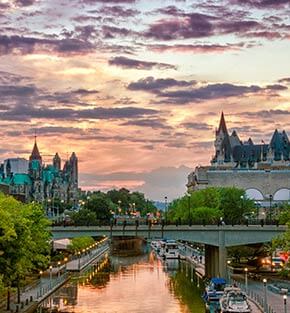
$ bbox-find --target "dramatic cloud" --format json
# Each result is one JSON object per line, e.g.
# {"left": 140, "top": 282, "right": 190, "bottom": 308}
{"left": 0, "top": 35, "right": 95, "bottom": 56}
{"left": 108, "top": 56, "right": 176, "bottom": 70}
{"left": 229, "top": 0, "right": 290, "bottom": 8}
{"left": 121, "top": 118, "right": 172, "bottom": 129}
{"left": 148, "top": 43, "right": 246, "bottom": 53}
{"left": 278, "top": 77, "right": 290, "bottom": 84}
{"left": 128, "top": 79, "right": 288, "bottom": 104}
{"left": 1, "top": 105, "right": 159, "bottom": 121}
{"left": 145, "top": 13, "right": 214, "bottom": 40}
{"left": 127, "top": 77, "right": 195, "bottom": 92}
{"left": 181, "top": 122, "right": 212, "bottom": 130}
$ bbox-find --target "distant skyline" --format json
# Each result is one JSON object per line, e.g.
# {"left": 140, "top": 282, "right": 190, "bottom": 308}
{"left": 0, "top": 0, "right": 290, "bottom": 200}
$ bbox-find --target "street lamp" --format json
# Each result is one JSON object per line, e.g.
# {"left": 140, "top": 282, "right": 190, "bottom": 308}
{"left": 188, "top": 194, "right": 191, "bottom": 224}
{"left": 57, "top": 261, "right": 61, "bottom": 279}
{"left": 164, "top": 196, "right": 168, "bottom": 224}
{"left": 78, "top": 251, "right": 81, "bottom": 270}
{"left": 39, "top": 270, "right": 43, "bottom": 297}
{"left": 118, "top": 200, "right": 122, "bottom": 215}
{"left": 269, "top": 194, "right": 273, "bottom": 222}
{"left": 263, "top": 278, "right": 268, "bottom": 313}
{"left": 227, "top": 260, "right": 231, "bottom": 283}
{"left": 283, "top": 295, "right": 287, "bottom": 313}
{"left": 49, "top": 265, "right": 53, "bottom": 289}
{"left": 244, "top": 267, "right": 248, "bottom": 294}
{"left": 64, "top": 257, "right": 68, "bottom": 273}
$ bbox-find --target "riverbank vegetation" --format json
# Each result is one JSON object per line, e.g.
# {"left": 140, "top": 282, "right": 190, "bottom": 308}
{"left": 167, "top": 187, "right": 255, "bottom": 224}
{"left": 0, "top": 193, "right": 51, "bottom": 310}
{"left": 71, "top": 188, "right": 157, "bottom": 225}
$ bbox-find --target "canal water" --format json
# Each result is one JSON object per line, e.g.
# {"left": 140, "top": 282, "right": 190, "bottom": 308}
{"left": 37, "top": 248, "right": 205, "bottom": 313}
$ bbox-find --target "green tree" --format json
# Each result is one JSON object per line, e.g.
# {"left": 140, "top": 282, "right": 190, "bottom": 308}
{"left": 67, "top": 236, "right": 95, "bottom": 254}
{"left": 84, "top": 193, "right": 112, "bottom": 222}
{"left": 219, "top": 187, "right": 254, "bottom": 223}
{"left": 191, "top": 207, "right": 222, "bottom": 224}
{"left": 0, "top": 194, "right": 50, "bottom": 309}
{"left": 70, "top": 209, "right": 98, "bottom": 226}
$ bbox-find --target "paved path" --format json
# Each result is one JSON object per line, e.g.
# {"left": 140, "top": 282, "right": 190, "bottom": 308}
{"left": 4, "top": 243, "right": 109, "bottom": 313}
{"left": 232, "top": 274, "right": 290, "bottom": 313}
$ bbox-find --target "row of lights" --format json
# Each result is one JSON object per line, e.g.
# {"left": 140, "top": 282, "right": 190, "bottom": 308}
{"left": 227, "top": 261, "right": 288, "bottom": 312}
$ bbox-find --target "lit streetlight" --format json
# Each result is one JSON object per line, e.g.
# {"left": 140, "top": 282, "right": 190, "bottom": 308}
{"left": 263, "top": 278, "right": 268, "bottom": 313}
{"left": 39, "top": 270, "right": 43, "bottom": 297}
{"left": 78, "top": 251, "right": 81, "bottom": 270}
{"left": 57, "top": 261, "right": 61, "bottom": 279}
{"left": 283, "top": 295, "right": 287, "bottom": 313}
{"left": 49, "top": 265, "right": 53, "bottom": 289}
{"left": 64, "top": 257, "right": 68, "bottom": 273}
{"left": 227, "top": 260, "right": 231, "bottom": 283}
{"left": 244, "top": 267, "right": 248, "bottom": 294}
{"left": 164, "top": 196, "right": 168, "bottom": 224}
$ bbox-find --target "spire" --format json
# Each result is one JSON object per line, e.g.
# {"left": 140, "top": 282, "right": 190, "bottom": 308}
{"left": 29, "top": 137, "right": 42, "bottom": 163}
{"left": 53, "top": 152, "right": 61, "bottom": 171}
{"left": 217, "top": 112, "right": 228, "bottom": 135}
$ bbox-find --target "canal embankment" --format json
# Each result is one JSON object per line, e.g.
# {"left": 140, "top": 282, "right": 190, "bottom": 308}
{"left": 2, "top": 241, "right": 109, "bottom": 313}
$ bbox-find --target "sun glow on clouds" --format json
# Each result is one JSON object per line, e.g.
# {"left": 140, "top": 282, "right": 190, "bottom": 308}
{"left": 0, "top": 0, "right": 290, "bottom": 200}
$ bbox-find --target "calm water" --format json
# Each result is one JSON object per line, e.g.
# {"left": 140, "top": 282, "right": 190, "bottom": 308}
{"left": 38, "top": 250, "right": 205, "bottom": 313}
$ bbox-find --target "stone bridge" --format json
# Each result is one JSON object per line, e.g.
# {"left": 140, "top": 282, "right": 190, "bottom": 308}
{"left": 52, "top": 225, "right": 287, "bottom": 279}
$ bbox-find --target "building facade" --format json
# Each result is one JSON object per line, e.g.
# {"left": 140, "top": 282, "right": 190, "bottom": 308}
{"left": 187, "top": 113, "right": 290, "bottom": 201}
{"left": 0, "top": 139, "right": 78, "bottom": 204}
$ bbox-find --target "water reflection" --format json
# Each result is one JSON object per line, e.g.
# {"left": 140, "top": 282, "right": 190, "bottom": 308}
{"left": 37, "top": 250, "right": 205, "bottom": 313}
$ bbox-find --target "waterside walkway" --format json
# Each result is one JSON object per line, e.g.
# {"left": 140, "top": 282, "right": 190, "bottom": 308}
{"left": 3, "top": 243, "right": 109, "bottom": 313}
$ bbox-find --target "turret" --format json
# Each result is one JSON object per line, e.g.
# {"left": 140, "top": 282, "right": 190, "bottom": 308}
{"left": 53, "top": 153, "right": 61, "bottom": 171}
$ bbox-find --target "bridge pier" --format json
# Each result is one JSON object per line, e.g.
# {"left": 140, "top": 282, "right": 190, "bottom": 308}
{"left": 205, "top": 230, "right": 227, "bottom": 279}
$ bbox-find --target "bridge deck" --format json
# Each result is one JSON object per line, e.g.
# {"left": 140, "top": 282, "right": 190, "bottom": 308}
{"left": 52, "top": 225, "right": 287, "bottom": 247}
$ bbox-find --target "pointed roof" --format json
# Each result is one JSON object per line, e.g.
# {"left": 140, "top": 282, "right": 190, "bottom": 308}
{"left": 29, "top": 138, "right": 42, "bottom": 163}
{"left": 217, "top": 112, "right": 228, "bottom": 134}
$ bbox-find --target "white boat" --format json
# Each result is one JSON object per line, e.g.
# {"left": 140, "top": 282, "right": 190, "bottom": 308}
{"left": 150, "top": 240, "right": 158, "bottom": 250}
{"left": 219, "top": 287, "right": 251, "bottom": 313}
{"left": 164, "top": 240, "right": 179, "bottom": 259}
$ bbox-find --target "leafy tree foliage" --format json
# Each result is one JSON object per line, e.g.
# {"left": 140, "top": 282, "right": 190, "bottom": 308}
{"left": 67, "top": 236, "right": 95, "bottom": 254}
{"left": 75, "top": 189, "right": 157, "bottom": 225}
{"left": 0, "top": 193, "right": 50, "bottom": 309}
{"left": 70, "top": 209, "right": 98, "bottom": 226}
{"left": 168, "top": 187, "right": 254, "bottom": 224}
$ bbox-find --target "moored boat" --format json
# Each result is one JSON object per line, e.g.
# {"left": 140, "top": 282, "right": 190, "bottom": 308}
{"left": 203, "top": 278, "right": 227, "bottom": 303}
{"left": 219, "top": 287, "right": 251, "bottom": 313}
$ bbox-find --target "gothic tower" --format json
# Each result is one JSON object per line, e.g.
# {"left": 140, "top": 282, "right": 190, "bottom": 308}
{"left": 213, "top": 112, "right": 232, "bottom": 164}
{"left": 53, "top": 153, "right": 61, "bottom": 171}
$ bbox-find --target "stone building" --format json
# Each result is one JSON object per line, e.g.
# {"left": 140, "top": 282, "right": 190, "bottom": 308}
{"left": 187, "top": 113, "right": 290, "bottom": 202}
{"left": 0, "top": 139, "right": 78, "bottom": 204}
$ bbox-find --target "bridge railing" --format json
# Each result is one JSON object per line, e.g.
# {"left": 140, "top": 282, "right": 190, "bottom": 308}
{"left": 52, "top": 218, "right": 285, "bottom": 228}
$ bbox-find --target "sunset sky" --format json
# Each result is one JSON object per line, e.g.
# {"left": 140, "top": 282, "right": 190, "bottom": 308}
{"left": 0, "top": 0, "right": 290, "bottom": 200}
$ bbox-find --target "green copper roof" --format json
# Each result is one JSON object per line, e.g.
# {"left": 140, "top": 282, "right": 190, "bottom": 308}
{"left": 31, "top": 159, "right": 41, "bottom": 170}
{"left": 12, "top": 174, "right": 32, "bottom": 185}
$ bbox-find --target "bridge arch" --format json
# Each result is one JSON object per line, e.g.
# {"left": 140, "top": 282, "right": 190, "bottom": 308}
{"left": 273, "top": 188, "right": 290, "bottom": 201}
{"left": 245, "top": 188, "right": 264, "bottom": 200}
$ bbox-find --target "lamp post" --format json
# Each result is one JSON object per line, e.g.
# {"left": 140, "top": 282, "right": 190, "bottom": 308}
{"left": 227, "top": 260, "right": 231, "bottom": 283}
{"left": 64, "top": 257, "right": 68, "bottom": 273}
{"left": 164, "top": 196, "right": 168, "bottom": 224}
{"left": 269, "top": 194, "right": 273, "bottom": 222}
{"left": 78, "top": 251, "right": 81, "bottom": 270}
{"left": 39, "top": 270, "right": 43, "bottom": 297}
{"left": 244, "top": 267, "right": 248, "bottom": 294}
{"left": 188, "top": 194, "right": 191, "bottom": 224}
{"left": 118, "top": 200, "right": 122, "bottom": 216}
{"left": 57, "top": 261, "right": 61, "bottom": 279}
{"left": 49, "top": 265, "right": 52, "bottom": 289}
{"left": 283, "top": 295, "right": 287, "bottom": 313}
{"left": 263, "top": 278, "right": 268, "bottom": 313}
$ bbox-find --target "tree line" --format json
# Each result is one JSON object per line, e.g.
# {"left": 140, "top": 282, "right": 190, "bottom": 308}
{"left": 167, "top": 187, "right": 255, "bottom": 225}
{"left": 70, "top": 188, "right": 157, "bottom": 225}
